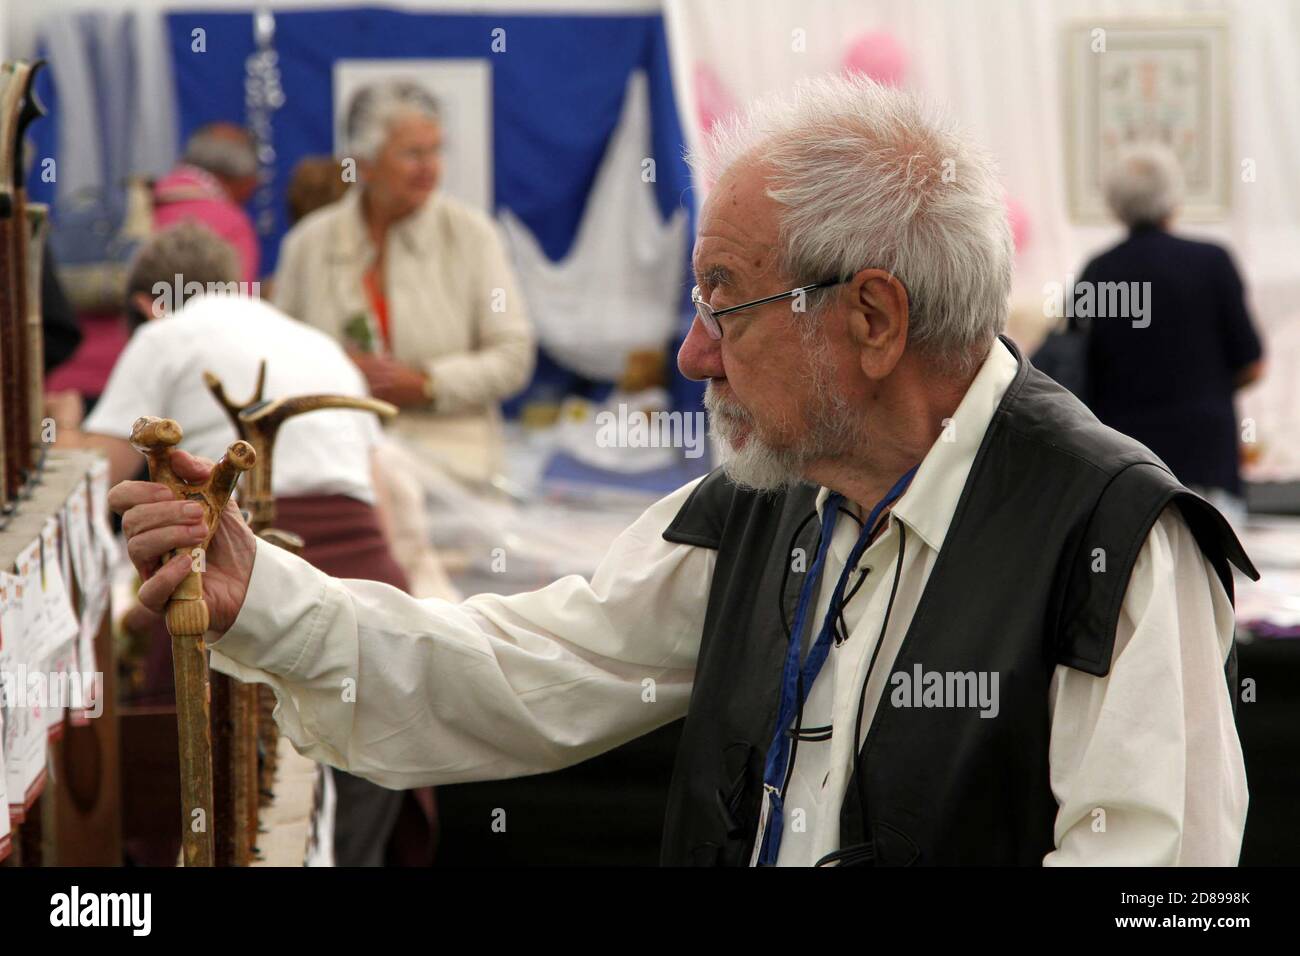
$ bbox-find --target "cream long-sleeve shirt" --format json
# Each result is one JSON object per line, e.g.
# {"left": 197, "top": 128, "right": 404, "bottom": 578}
{"left": 273, "top": 188, "right": 536, "bottom": 481}
{"left": 210, "top": 340, "right": 1247, "bottom": 865}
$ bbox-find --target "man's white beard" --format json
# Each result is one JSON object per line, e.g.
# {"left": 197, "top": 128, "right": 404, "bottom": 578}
{"left": 705, "top": 386, "right": 806, "bottom": 492}
{"left": 704, "top": 336, "right": 864, "bottom": 493}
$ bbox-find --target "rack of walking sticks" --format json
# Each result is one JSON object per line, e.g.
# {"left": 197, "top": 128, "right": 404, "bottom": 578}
{"left": 0, "top": 59, "right": 48, "bottom": 523}
{"left": 1, "top": 59, "right": 124, "bottom": 867}
{"left": 133, "top": 365, "right": 394, "bottom": 865}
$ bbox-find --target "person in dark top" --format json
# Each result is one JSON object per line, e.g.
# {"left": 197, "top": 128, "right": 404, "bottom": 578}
{"left": 1074, "top": 143, "right": 1264, "bottom": 507}
{"left": 42, "top": 239, "right": 82, "bottom": 372}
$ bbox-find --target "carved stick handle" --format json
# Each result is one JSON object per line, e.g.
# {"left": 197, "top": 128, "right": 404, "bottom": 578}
{"left": 129, "top": 416, "right": 254, "bottom": 637}
{"left": 210, "top": 441, "right": 257, "bottom": 510}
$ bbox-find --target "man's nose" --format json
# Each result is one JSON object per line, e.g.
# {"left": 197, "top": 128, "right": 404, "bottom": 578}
{"left": 677, "top": 314, "right": 725, "bottom": 382}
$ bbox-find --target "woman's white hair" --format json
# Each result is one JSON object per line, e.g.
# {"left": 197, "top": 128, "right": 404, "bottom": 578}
{"left": 688, "top": 74, "right": 1012, "bottom": 373}
{"left": 345, "top": 81, "right": 441, "bottom": 163}
{"left": 1104, "top": 142, "right": 1184, "bottom": 228}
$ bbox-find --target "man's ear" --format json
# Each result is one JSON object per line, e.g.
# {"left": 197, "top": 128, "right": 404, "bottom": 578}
{"left": 845, "top": 269, "right": 910, "bottom": 381}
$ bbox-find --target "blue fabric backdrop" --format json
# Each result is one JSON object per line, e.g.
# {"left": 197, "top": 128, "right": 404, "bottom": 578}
{"left": 30, "top": 8, "right": 705, "bottom": 414}
{"left": 165, "top": 10, "right": 691, "bottom": 274}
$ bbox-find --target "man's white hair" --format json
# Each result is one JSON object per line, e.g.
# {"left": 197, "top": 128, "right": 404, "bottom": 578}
{"left": 345, "top": 81, "right": 441, "bottom": 164}
{"left": 688, "top": 74, "right": 1012, "bottom": 373}
{"left": 1104, "top": 142, "right": 1184, "bottom": 228}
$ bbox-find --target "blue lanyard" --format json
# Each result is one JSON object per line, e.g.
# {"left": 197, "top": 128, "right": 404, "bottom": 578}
{"left": 754, "top": 466, "right": 919, "bottom": 866}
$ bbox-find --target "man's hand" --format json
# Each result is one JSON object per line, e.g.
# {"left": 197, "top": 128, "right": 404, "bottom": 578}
{"left": 349, "top": 350, "right": 432, "bottom": 408}
{"left": 108, "top": 449, "right": 257, "bottom": 636}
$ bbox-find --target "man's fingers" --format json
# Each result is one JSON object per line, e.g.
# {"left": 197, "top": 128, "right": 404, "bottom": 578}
{"left": 170, "top": 449, "right": 214, "bottom": 483}
{"left": 121, "top": 499, "right": 208, "bottom": 538}
{"left": 137, "top": 554, "right": 194, "bottom": 614}
{"left": 108, "top": 480, "right": 175, "bottom": 515}
{"left": 127, "top": 522, "right": 208, "bottom": 572}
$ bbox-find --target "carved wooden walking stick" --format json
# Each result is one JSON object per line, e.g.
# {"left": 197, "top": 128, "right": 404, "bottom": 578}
{"left": 236, "top": 391, "right": 399, "bottom": 528}
{"left": 204, "top": 363, "right": 395, "bottom": 864}
{"left": 201, "top": 365, "right": 267, "bottom": 866}
{"left": 25, "top": 203, "right": 49, "bottom": 473}
{"left": 130, "top": 416, "right": 255, "bottom": 867}
{"left": 253, "top": 526, "right": 306, "bottom": 825}
{"left": 0, "top": 60, "right": 45, "bottom": 510}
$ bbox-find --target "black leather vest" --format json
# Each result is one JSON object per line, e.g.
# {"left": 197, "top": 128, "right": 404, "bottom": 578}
{"left": 658, "top": 336, "right": 1257, "bottom": 866}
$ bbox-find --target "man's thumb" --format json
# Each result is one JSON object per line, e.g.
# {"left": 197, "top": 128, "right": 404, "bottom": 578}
{"left": 170, "top": 448, "right": 215, "bottom": 483}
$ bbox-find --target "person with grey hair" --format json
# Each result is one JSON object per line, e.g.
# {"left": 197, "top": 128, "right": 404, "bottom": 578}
{"left": 110, "top": 76, "right": 1255, "bottom": 867}
{"left": 1072, "top": 142, "right": 1264, "bottom": 516}
{"left": 272, "top": 79, "right": 534, "bottom": 486}
{"left": 154, "top": 122, "right": 262, "bottom": 281}
{"left": 182, "top": 122, "right": 261, "bottom": 184}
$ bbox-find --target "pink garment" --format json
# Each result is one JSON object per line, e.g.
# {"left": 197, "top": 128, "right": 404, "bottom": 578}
{"left": 152, "top": 164, "right": 260, "bottom": 282}
{"left": 45, "top": 310, "right": 131, "bottom": 399}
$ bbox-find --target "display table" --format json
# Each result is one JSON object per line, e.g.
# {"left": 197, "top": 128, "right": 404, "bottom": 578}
{"left": 0, "top": 449, "right": 119, "bottom": 866}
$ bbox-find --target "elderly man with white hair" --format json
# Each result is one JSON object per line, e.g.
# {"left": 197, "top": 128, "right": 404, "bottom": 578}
{"left": 109, "top": 76, "right": 1256, "bottom": 867}
{"left": 1073, "top": 143, "right": 1265, "bottom": 522}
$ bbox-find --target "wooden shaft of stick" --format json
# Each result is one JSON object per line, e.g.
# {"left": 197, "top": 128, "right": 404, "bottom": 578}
{"left": 25, "top": 205, "right": 47, "bottom": 458}
{"left": 173, "top": 626, "right": 215, "bottom": 866}
{"left": 8, "top": 182, "right": 30, "bottom": 480}
{"left": 233, "top": 683, "right": 257, "bottom": 862}
{"left": 0, "top": 216, "right": 18, "bottom": 502}
{"left": 166, "top": 567, "right": 209, "bottom": 636}
{"left": 253, "top": 529, "right": 304, "bottom": 814}
{"left": 257, "top": 685, "right": 278, "bottom": 807}
{"left": 212, "top": 672, "right": 255, "bottom": 867}
{"left": 209, "top": 672, "right": 235, "bottom": 866}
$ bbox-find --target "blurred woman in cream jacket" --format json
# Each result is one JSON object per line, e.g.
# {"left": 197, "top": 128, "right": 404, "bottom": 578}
{"left": 273, "top": 81, "right": 535, "bottom": 485}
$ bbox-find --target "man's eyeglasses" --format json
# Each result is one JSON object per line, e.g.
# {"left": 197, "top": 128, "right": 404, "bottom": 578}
{"left": 691, "top": 278, "right": 846, "bottom": 340}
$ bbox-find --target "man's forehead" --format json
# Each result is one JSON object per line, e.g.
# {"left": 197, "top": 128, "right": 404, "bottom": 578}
{"left": 693, "top": 170, "right": 780, "bottom": 283}
{"left": 692, "top": 235, "right": 778, "bottom": 286}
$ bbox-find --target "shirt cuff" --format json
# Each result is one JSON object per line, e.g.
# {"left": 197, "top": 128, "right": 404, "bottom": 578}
{"left": 208, "top": 535, "right": 331, "bottom": 680}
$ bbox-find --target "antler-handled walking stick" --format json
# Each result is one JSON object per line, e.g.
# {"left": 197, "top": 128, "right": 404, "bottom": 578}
{"left": 205, "top": 363, "right": 396, "bottom": 863}
{"left": 202, "top": 365, "right": 267, "bottom": 865}
{"left": 211, "top": 367, "right": 398, "bottom": 532}
{"left": 129, "top": 415, "right": 255, "bottom": 867}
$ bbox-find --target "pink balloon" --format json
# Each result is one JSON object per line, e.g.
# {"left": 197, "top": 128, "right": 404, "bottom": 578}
{"left": 1005, "top": 196, "right": 1032, "bottom": 254}
{"left": 842, "top": 31, "right": 909, "bottom": 87}
{"left": 694, "top": 62, "right": 738, "bottom": 134}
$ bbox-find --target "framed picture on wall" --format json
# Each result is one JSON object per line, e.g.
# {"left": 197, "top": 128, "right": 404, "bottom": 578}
{"left": 1063, "top": 16, "right": 1231, "bottom": 222}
